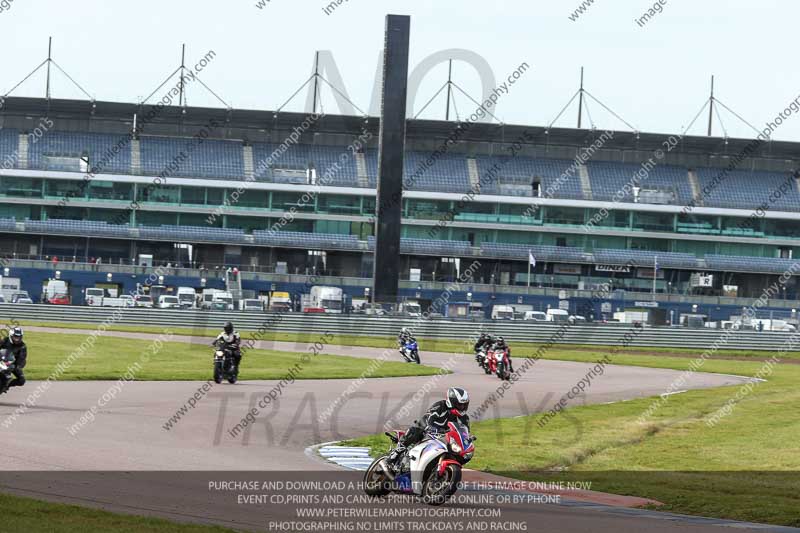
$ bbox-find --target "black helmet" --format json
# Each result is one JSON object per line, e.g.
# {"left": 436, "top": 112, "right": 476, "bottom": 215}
{"left": 223, "top": 322, "right": 234, "bottom": 334}
{"left": 445, "top": 387, "right": 469, "bottom": 416}
{"left": 10, "top": 327, "right": 23, "bottom": 343}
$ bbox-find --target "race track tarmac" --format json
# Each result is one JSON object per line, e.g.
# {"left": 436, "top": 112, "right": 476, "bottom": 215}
{"left": 0, "top": 327, "right": 780, "bottom": 532}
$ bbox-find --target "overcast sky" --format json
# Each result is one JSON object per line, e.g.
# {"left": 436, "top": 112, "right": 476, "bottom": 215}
{"left": 2, "top": 0, "right": 798, "bottom": 141}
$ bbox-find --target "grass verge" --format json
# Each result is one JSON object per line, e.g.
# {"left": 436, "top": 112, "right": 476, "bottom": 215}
{"left": 13, "top": 318, "right": 798, "bottom": 360}
{"left": 0, "top": 492, "right": 234, "bottom": 532}
{"left": 21, "top": 331, "right": 444, "bottom": 381}
{"left": 343, "top": 352, "right": 800, "bottom": 527}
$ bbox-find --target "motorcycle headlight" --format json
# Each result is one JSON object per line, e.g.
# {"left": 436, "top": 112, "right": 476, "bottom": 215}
{"left": 449, "top": 436, "right": 462, "bottom": 454}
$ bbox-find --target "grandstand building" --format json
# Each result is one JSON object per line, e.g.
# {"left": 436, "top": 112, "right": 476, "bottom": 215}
{"left": 1, "top": 96, "right": 799, "bottom": 321}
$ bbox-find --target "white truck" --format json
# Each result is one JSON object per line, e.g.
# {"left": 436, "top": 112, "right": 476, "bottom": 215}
{"left": 303, "top": 286, "right": 343, "bottom": 313}
{"left": 201, "top": 289, "right": 234, "bottom": 310}
{"left": 523, "top": 311, "right": 547, "bottom": 321}
{"left": 546, "top": 309, "right": 570, "bottom": 323}
{"left": 399, "top": 301, "right": 422, "bottom": 317}
{"left": 44, "top": 279, "right": 71, "bottom": 304}
{"left": 0, "top": 276, "right": 23, "bottom": 302}
{"left": 10, "top": 291, "right": 33, "bottom": 304}
{"left": 268, "top": 291, "right": 292, "bottom": 313}
{"left": 85, "top": 287, "right": 106, "bottom": 306}
{"left": 157, "top": 295, "right": 181, "bottom": 309}
{"left": 177, "top": 287, "right": 198, "bottom": 309}
{"left": 85, "top": 287, "right": 134, "bottom": 307}
{"left": 240, "top": 298, "right": 265, "bottom": 312}
{"left": 491, "top": 305, "right": 515, "bottom": 320}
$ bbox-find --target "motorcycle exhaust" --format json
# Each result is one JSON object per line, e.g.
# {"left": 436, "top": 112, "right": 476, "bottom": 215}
{"left": 378, "top": 458, "right": 396, "bottom": 481}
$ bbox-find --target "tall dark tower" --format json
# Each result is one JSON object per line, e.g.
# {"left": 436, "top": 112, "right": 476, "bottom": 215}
{"left": 372, "top": 14, "right": 410, "bottom": 303}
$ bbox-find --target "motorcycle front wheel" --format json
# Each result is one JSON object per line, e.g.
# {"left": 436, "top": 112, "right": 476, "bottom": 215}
{"left": 213, "top": 363, "right": 223, "bottom": 384}
{"left": 422, "top": 463, "right": 461, "bottom": 506}
{"left": 363, "top": 456, "right": 392, "bottom": 497}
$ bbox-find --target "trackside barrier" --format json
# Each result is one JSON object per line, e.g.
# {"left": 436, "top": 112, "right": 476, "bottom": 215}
{"left": 1, "top": 304, "right": 797, "bottom": 352}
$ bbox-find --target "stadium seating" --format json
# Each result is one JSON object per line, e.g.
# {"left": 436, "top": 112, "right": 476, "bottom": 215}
{"left": 6, "top": 129, "right": 800, "bottom": 214}
{"left": 474, "top": 155, "right": 585, "bottom": 199}
{"left": 694, "top": 168, "right": 800, "bottom": 211}
{"left": 28, "top": 131, "right": 133, "bottom": 174}
{"left": 252, "top": 230, "right": 361, "bottom": 251}
{"left": 0, "top": 217, "right": 17, "bottom": 231}
{"left": 480, "top": 242, "right": 588, "bottom": 262}
{"left": 137, "top": 224, "right": 248, "bottom": 243}
{"left": 592, "top": 248, "right": 699, "bottom": 269}
{"left": 362, "top": 150, "right": 472, "bottom": 192}
{"left": 252, "top": 143, "right": 361, "bottom": 187}
{"left": 24, "top": 219, "right": 132, "bottom": 238}
{"left": 139, "top": 137, "right": 244, "bottom": 179}
{"left": 0, "top": 129, "right": 18, "bottom": 162}
{"left": 704, "top": 254, "right": 800, "bottom": 274}
{"left": 587, "top": 161, "right": 692, "bottom": 204}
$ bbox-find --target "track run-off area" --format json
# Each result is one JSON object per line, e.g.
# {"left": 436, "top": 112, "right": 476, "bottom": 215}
{"left": 0, "top": 326, "right": 789, "bottom": 533}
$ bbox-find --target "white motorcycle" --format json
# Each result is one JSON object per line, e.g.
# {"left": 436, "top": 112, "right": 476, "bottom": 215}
{"left": 363, "top": 420, "right": 475, "bottom": 505}
{"left": 0, "top": 349, "right": 16, "bottom": 395}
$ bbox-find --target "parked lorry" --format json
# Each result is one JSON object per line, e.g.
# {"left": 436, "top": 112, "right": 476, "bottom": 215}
{"left": 157, "top": 295, "right": 181, "bottom": 309}
{"left": 201, "top": 289, "right": 234, "bottom": 310}
{"left": 491, "top": 305, "right": 515, "bottom": 320}
{"left": 177, "top": 287, "right": 198, "bottom": 309}
{"left": 302, "top": 286, "right": 343, "bottom": 313}
{"left": 84, "top": 287, "right": 134, "bottom": 307}
{"left": 546, "top": 309, "right": 570, "bottom": 323}
{"left": 398, "top": 301, "right": 422, "bottom": 317}
{"left": 240, "top": 299, "right": 265, "bottom": 312}
{"left": 44, "top": 279, "right": 71, "bottom": 305}
{"left": 268, "top": 291, "right": 292, "bottom": 313}
{"left": 0, "top": 276, "right": 23, "bottom": 302}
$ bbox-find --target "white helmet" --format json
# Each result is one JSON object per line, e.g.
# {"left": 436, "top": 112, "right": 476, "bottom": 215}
{"left": 445, "top": 387, "right": 470, "bottom": 416}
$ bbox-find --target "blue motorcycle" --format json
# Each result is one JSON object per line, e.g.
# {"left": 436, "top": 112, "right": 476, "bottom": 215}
{"left": 400, "top": 340, "right": 421, "bottom": 364}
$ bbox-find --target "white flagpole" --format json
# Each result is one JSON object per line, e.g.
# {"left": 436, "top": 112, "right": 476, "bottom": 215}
{"left": 527, "top": 252, "right": 531, "bottom": 294}
{"left": 652, "top": 255, "right": 657, "bottom": 299}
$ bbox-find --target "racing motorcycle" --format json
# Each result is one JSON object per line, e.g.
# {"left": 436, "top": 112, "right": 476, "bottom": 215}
{"left": 0, "top": 348, "right": 16, "bottom": 395}
{"left": 400, "top": 339, "right": 421, "bottom": 364}
{"left": 475, "top": 348, "right": 491, "bottom": 374}
{"left": 492, "top": 344, "right": 512, "bottom": 381}
{"left": 363, "top": 419, "right": 475, "bottom": 505}
{"left": 213, "top": 344, "right": 238, "bottom": 384}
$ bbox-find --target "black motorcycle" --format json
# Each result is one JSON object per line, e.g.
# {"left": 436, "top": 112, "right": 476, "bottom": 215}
{"left": 213, "top": 344, "right": 238, "bottom": 384}
{"left": 0, "top": 348, "right": 16, "bottom": 395}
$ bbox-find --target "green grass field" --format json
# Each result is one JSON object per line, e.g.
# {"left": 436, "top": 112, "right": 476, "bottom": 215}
{"left": 0, "top": 493, "right": 235, "bottom": 532}
{"left": 20, "top": 331, "right": 444, "bottom": 381}
{"left": 13, "top": 318, "right": 796, "bottom": 360}
{"left": 343, "top": 353, "right": 800, "bottom": 527}
{"left": 7, "top": 319, "right": 800, "bottom": 526}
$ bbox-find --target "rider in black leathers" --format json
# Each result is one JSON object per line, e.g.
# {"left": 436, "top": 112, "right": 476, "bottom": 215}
{"left": 473, "top": 333, "right": 494, "bottom": 353}
{"left": 213, "top": 322, "right": 242, "bottom": 370}
{"left": 0, "top": 327, "right": 27, "bottom": 389}
{"left": 388, "top": 387, "right": 471, "bottom": 469}
{"left": 492, "top": 336, "right": 514, "bottom": 373}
